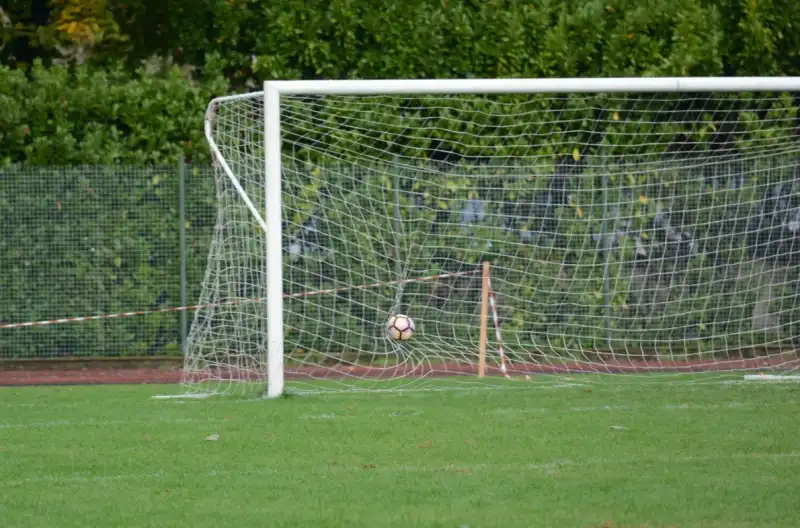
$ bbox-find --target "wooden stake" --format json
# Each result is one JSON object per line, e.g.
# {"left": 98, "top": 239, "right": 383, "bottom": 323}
{"left": 478, "top": 260, "right": 490, "bottom": 378}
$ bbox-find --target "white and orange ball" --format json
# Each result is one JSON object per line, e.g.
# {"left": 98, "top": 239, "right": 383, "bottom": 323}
{"left": 386, "top": 314, "right": 415, "bottom": 341}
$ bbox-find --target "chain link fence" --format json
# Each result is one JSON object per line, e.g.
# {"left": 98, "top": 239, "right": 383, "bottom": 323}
{"left": 0, "top": 163, "right": 216, "bottom": 359}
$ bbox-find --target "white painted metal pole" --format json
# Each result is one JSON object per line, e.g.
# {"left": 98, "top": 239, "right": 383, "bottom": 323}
{"left": 204, "top": 111, "right": 269, "bottom": 233}
{"left": 212, "top": 77, "right": 800, "bottom": 102}
{"left": 271, "top": 77, "right": 800, "bottom": 96}
{"left": 264, "top": 83, "right": 285, "bottom": 398}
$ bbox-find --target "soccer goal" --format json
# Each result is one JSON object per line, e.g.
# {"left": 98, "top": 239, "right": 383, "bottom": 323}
{"left": 184, "top": 77, "right": 800, "bottom": 397}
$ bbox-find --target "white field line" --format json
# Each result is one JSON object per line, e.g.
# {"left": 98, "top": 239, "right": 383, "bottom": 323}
{"left": 150, "top": 384, "right": 573, "bottom": 401}
{"left": 4, "top": 451, "right": 800, "bottom": 487}
{"left": 153, "top": 381, "right": 757, "bottom": 401}
{"left": 0, "top": 416, "right": 215, "bottom": 430}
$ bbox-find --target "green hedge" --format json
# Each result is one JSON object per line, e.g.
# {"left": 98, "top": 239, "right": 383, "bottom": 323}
{"left": 177, "top": 0, "right": 799, "bottom": 84}
{"left": 0, "top": 60, "right": 227, "bottom": 166}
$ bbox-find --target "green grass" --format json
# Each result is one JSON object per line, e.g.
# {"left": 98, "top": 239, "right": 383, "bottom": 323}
{"left": 1, "top": 378, "right": 799, "bottom": 527}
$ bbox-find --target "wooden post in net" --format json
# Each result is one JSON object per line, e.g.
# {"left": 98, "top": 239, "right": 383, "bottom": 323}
{"left": 478, "top": 260, "right": 490, "bottom": 378}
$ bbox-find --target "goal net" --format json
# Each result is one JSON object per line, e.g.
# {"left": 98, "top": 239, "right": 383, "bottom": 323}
{"left": 185, "top": 79, "right": 800, "bottom": 397}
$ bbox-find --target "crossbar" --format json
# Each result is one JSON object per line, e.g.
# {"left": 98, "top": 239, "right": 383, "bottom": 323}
{"left": 265, "top": 77, "right": 800, "bottom": 96}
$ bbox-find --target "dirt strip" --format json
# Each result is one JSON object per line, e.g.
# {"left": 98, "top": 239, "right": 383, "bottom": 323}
{"left": 1, "top": 356, "right": 796, "bottom": 387}
{"left": 0, "top": 368, "right": 183, "bottom": 386}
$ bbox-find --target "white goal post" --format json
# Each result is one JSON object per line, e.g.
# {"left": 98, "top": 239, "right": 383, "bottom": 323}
{"left": 186, "top": 77, "right": 800, "bottom": 398}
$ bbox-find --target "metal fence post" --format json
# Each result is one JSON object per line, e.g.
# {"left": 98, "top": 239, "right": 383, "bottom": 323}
{"left": 179, "top": 157, "right": 188, "bottom": 356}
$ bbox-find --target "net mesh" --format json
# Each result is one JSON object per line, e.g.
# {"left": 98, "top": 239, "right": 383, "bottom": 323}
{"left": 185, "top": 89, "right": 800, "bottom": 395}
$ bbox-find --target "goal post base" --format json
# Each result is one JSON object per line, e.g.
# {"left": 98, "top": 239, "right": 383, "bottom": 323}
{"left": 743, "top": 374, "right": 800, "bottom": 382}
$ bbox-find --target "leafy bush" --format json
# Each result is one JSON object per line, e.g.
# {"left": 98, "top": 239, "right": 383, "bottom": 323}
{"left": 0, "top": 60, "right": 227, "bottom": 166}
{"left": 161, "top": 0, "right": 797, "bottom": 85}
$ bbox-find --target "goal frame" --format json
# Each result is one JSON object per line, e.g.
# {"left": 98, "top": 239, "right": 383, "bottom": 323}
{"left": 204, "top": 76, "right": 800, "bottom": 398}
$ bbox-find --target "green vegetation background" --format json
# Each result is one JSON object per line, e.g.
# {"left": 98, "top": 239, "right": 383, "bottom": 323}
{"left": 2, "top": 0, "right": 800, "bottom": 358}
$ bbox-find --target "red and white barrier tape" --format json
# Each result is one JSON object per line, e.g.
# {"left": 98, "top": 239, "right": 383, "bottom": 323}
{"left": 0, "top": 269, "right": 480, "bottom": 330}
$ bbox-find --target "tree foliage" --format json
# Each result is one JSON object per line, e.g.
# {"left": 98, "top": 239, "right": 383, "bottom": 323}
{"left": 1, "top": 0, "right": 127, "bottom": 67}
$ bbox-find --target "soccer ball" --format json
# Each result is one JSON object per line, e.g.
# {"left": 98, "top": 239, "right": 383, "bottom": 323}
{"left": 386, "top": 314, "right": 415, "bottom": 341}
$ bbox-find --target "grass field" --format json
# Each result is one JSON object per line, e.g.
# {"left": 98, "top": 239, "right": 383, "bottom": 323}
{"left": 1, "top": 377, "right": 799, "bottom": 527}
